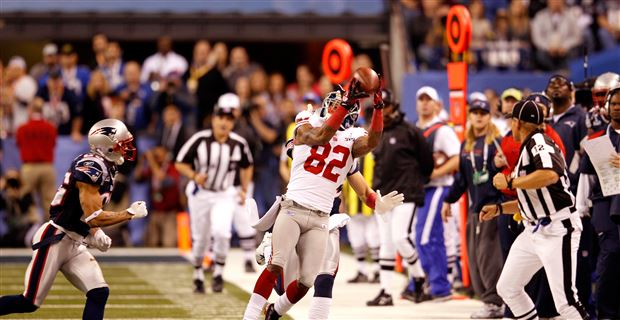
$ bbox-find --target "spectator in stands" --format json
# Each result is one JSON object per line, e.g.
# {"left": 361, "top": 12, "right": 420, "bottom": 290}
{"left": 212, "top": 42, "right": 229, "bottom": 72}
{"left": 484, "top": 10, "right": 523, "bottom": 70}
{"left": 114, "top": 61, "right": 153, "bottom": 133}
{"left": 596, "top": 0, "right": 620, "bottom": 44}
{"left": 531, "top": 0, "right": 583, "bottom": 70}
{"left": 235, "top": 76, "right": 252, "bottom": 109}
{"left": 158, "top": 104, "right": 186, "bottom": 158}
{"left": 58, "top": 44, "right": 91, "bottom": 102}
{"left": 15, "top": 100, "right": 57, "bottom": 222}
{"left": 30, "top": 44, "right": 59, "bottom": 83}
{"left": 100, "top": 41, "right": 124, "bottom": 90}
{"left": 286, "top": 64, "right": 319, "bottom": 107}
{"left": 317, "top": 75, "right": 334, "bottom": 100}
{"left": 268, "top": 72, "right": 287, "bottom": 111}
{"left": 80, "top": 70, "right": 111, "bottom": 136}
{"left": 187, "top": 40, "right": 229, "bottom": 129}
{"left": 469, "top": 0, "right": 494, "bottom": 69}
{"left": 0, "top": 170, "right": 37, "bottom": 247}
{"left": 136, "top": 145, "right": 181, "bottom": 247}
{"left": 36, "top": 68, "right": 80, "bottom": 136}
{"left": 223, "top": 46, "right": 261, "bottom": 90}
{"left": 90, "top": 33, "right": 109, "bottom": 70}
{"left": 5, "top": 56, "right": 38, "bottom": 135}
{"left": 150, "top": 71, "right": 195, "bottom": 124}
{"left": 141, "top": 36, "right": 188, "bottom": 85}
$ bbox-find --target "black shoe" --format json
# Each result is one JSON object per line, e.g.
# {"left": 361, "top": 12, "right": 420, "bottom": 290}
{"left": 401, "top": 289, "right": 417, "bottom": 302}
{"left": 193, "top": 279, "right": 205, "bottom": 294}
{"left": 245, "top": 260, "right": 256, "bottom": 273}
{"left": 366, "top": 289, "right": 393, "bottom": 306}
{"left": 370, "top": 271, "right": 380, "bottom": 283}
{"left": 212, "top": 275, "right": 224, "bottom": 293}
{"left": 347, "top": 272, "right": 369, "bottom": 283}
{"left": 264, "top": 303, "right": 281, "bottom": 319}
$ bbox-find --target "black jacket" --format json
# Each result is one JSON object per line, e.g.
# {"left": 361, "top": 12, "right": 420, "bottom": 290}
{"left": 372, "top": 113, "right": 433, "bottom": 206}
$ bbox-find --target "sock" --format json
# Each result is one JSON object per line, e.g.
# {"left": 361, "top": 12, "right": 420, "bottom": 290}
{"left": 379, "top": 269, "right": 393, "bottom": 295}
{"left": 0, "top": 294, "right": 38, "bottom": 315}
{"left": 308, "top": 297, "right": 332, "bottom": 320}
{"left": 213, "top": 263, "right": 224, "bottom": 277}
{"left": 193, "top": 266, "right": 204, "bottom": 281}
{"left": 83, "top": 287, "right": 109, "bottom": 320}
{"left": 357, "top": 257, "right": 367, "bottom": 275}
{"left": 243, "top": 293, "right": 267, "bottom": 320}
{"left": 274, "top": 293, "right": 293, "bottom": 316}
{"left": 253, "top": 268, "right": 278, "bottom": 299}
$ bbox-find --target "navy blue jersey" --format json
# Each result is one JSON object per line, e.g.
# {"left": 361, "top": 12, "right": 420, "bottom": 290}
{"left": 50, "top": 153, "right": 117, "bottom": 237}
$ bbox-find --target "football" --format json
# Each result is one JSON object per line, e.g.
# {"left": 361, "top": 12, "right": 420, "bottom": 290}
{"left": 352, "top": 67, "right": 381, "bottom": 94}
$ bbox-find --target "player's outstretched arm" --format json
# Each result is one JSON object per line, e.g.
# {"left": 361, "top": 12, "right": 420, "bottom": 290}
{"left": 347, "top": 172, "right": 374, "bottom": 204}
{"left": 78, "top": 182, "right": 148, "bottom": 227}
{"left": 295, "top": 122, "right": 339, "bottom": 146}
{"left": 352, "top": 92, "right": 383, "bottom": 158}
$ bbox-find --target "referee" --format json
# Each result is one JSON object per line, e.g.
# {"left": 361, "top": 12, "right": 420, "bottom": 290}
{"left": 175, "top": 98, "right": 254, "bottom": 294}
{"left": 480, "top": 100, "right": 589, "bottom": 320}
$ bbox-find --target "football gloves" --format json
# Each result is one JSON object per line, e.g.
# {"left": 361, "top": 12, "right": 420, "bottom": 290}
{"left": 374, "top": 190, "right": 405, "bottom": 215}
{"left": 128, "top": 201, "right": 148, "bottom": 219}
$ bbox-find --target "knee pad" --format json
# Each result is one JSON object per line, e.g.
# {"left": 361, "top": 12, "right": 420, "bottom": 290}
{"left": 86, "top": 287, "right": 110, "bottom": 304}
{"left": 313, "top": 274, "right": 335, "bottom": 298}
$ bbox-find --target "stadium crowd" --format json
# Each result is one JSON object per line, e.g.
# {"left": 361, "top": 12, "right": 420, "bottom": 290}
{"left": 1, "top": 0, "right": 619, "bottom": 319}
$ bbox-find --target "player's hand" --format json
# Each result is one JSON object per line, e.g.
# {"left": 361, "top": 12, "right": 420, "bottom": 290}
{"left": 127, "top": 201, "right": 148, "bottom": 219}
{"left": 255, "top": 232, "right": 272, "bottom": 265}
{"left": 193, "top": 173, "right": 208, "bottom": 186}
{"left": 479, "top": 204, "right": 499, "bottom": 221}
{"left": 610, "top": 153, "right": 620, "bottom": 168}
{"left": 374, "top": 190, "right": 404, "bottom": 214}
{"left": 342, "top": 78, "right": 369, "bottom": 109}
{"left": 85, "top": 229, "right": 112, "bottom": 252}
{"left": 494, "top": 152, "right": 507, "bottom": 168}
{"left": 238, "top": 189, "right": 247, "bottom": 205}
{"left": 373, "top": 91, "right": 384, "bottom": 110}
{"left": 441, "top": 202, "right": 451, "bottom": 223}
{"left": 493, "top": 173, "right": 509, "bottom": 190}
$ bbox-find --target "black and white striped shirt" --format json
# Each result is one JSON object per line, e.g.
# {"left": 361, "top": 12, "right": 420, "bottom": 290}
{"left": 176, "top": 130, "right": 253, "bottom": 191}
{"left": 514, "top": 129, "right": 575, "bottom": 222}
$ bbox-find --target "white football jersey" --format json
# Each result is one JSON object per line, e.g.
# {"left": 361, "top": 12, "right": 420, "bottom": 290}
{"left": 286, "top": 126, "right": 367, "bottom": 213}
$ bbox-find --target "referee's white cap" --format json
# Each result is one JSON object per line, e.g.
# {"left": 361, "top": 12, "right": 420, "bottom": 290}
{"left": 215, "top": 93, "right": 240, "bottom": 116}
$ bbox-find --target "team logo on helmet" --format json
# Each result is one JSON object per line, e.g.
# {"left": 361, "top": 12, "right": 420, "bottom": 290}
{"left": 90, "top": 127, "right": 117, "bottom": 138}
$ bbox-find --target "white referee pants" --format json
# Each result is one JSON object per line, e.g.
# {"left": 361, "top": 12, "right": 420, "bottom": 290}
{"left": 497, "top": 215, "right": 587, "bottom": 319}
{"left": 186, "top": 184, "right": 236, "bottom": 267}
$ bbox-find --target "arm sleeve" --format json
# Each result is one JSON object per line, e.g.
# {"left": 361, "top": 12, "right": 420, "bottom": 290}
{"left": 239, "top": 140, "right": 253, "bottom": 169}
{"left": 444, "top": 147, "right": 468, "bottom": 204}
{"left": 175, "top": 133, "right": 203, "bottom": 166}
{"left": 530, "top": 134, "right": 564, "bottom": 176}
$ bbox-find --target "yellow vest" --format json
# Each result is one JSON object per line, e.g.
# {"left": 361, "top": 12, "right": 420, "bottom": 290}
{"left": 343, "top": 153, "right": 375, "bottom": 216}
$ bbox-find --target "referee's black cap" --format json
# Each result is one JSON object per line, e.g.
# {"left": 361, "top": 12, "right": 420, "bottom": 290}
{"left": 512, "top": 100, "right": 543, "bottom": 125}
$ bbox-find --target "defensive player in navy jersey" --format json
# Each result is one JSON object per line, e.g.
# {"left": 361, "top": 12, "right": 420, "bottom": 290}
{"left": 0, "top": 119, "right": 149, "bottom": 320}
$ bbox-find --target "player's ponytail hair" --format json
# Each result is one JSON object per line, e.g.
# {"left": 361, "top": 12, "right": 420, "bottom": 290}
{"left": 464, "top": 121, "right": 501, "bottom": 152}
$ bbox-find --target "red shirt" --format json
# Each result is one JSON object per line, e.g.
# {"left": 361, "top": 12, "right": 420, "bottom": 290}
{"left": 499, "top": 126, "right": 566, "bottom": 198}
{"left": 16, "top": 116, "right": 57, "bottom": 163}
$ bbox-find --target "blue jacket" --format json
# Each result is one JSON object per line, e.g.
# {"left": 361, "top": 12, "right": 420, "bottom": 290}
{"left": 444, "top": 136, "right": 503, "bottom": 213}
{"left": 550, "top": 105, "right": 587, "bottom": 192}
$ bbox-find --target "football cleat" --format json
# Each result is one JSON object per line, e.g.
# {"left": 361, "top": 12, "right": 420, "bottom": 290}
{"left": 370, "top": 271, "right": 380, "bottom": 283}
{"left": 264, "top": 303, "right": 281, "bottom": 320}
{"left": 245, "top": 260, "right": 256, "bottom": 273}
{"left": 212, "top": 275, "right": 224, "bottom": 293}
{"left": 366, "top": 289, "right": 393, "bottom": 306}
{"left": 193, "top": 279, "right": 205, "bottom": 294}
{"left": 347, "top": 272, "right": 369, "bottom": 283}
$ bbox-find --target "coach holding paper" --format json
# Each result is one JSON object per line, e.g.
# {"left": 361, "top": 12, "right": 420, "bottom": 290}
{"left": 479, "top": 100, "right": 590, "bottom": 320}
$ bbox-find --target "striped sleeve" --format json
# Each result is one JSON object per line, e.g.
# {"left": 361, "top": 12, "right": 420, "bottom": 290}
{"left": 530, "top": 133, "right": 564, "bottom": 176}
{"left": 176, "top": 131, "right": 208, "bottom": 166}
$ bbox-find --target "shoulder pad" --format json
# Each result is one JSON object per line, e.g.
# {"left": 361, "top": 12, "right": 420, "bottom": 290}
{"left": 73, "top": 155, "right": 107, "bottom": 185}
{"left": 295, "top": 110, "right": 313, "bottom": 126}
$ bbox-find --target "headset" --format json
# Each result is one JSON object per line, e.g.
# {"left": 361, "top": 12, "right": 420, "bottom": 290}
{"left": 604, "top": 86, "right": 620, "bottom": 116}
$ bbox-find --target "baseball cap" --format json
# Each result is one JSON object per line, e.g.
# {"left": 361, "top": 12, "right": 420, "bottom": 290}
{"left": 525, "top": 93, "right": 550, "bottom": 109}
{"left": 469, "top": 99, "right": 491, "bottom": 114}
{"left": 416, "top": 86, "right": 439, "bottom": 101}
{"left": 43, "top": 43, "right": 58, "bottom": 56}
{"left": 7, "top": 56, "right": 27, "bottom": 70}
{"left": 512, "top": 100, "right": 543, "bottom": 125}
{"left": 214, "top": 93, "right": 240, "bottom": 116}
{"left": 302, "top": 92, "right": 321, "bottom": 105}
{"left": 469, "top": 91, "right": 487, "bottom": 103}
{"left": 501, "top": 88, "right": 523, "bottom": 101}
{"left": 60, "top": 43, "right": 76, "bottom": 55}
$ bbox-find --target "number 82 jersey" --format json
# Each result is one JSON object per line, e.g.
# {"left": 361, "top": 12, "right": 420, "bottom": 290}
{"left": 286, "top": 127, "right": 367, "bottom": 213}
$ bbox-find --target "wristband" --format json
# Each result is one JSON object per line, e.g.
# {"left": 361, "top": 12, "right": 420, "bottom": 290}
{"left": 496, "top": 203, "right": 503, "bottom": 216}
{"left": 507, "top": 176, "right": 513, "bottom": 190}
{"left": 366, "top": 192, "right": 377, "bottom": 209}
{"left": 325, "top": 105, "right": 348, "bottom": 130}
{"left": 369, "top": 108, "right": 383, "bottom": 133}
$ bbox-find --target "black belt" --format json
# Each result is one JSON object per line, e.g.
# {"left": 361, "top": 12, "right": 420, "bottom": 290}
{"left": 32, "top": 225, "right": 65, "bottom": 251}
